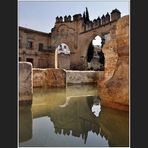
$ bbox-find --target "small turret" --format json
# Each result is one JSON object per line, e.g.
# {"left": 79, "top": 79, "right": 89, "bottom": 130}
{"left": 68, "top": 15, "right": 71, "bottom": 21}
{"left": 105, "top": 13, "right": 110, "bottom": 24}
{"left": 56, "top": 16, "right": 60, "bottom": 23}
{"left": 64, "top": 15, "right": 68, "bottom": 22}
{"left": 111, "top": 8, "right": 121, "bottom": 21}
{"left": 59, "top": 16, "right": 63, "bottom": 23}
{"left": 101, "top": 15, "right": 106, "bottom": 25}
{"left": 97, "top": 17, "right": 101, "bottom": 26}
{"left": 73, "top": 14, "right": 82, "bottom": 21}
{"left": 93, "top": 19, "right": 97, "bottom": 26}
{"left": 97, "top": 16, "right": 101, "bottom": 26}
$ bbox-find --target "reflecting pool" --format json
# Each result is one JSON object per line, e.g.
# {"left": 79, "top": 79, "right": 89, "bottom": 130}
{"left": 19, "top": 84, "right": 129, "bottom": 147}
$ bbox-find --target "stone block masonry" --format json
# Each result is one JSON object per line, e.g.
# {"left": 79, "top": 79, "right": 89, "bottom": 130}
{"left": 33, "top": 68, "right": 66, "bottom": 88}
{"left": 33, "top": 69, "right": 104, "bottom": 87}
{"left": 66, "top": 70, "right": 104, "bottom": 84}
{"left": 19, "top": 62, "right": 33, "bottom": 104}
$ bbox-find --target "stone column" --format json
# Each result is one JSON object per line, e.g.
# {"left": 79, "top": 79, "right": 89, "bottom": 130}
{"left": 19, "top": 62, "right": 33, "bottom": 104}
{"left": 58, "top": 53, "right": 70, "bottom": 70}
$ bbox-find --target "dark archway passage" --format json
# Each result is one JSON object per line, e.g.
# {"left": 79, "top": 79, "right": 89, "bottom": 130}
{"left": 86, "top": 35, "right": 105, "bottom": 71}
{"left": 87, "top": 41, "right": 94, "bottom": 63}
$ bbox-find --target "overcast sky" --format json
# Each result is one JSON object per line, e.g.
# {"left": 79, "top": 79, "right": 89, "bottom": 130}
{"left": 18, "top": 0, "right": 130, "bottom": 33}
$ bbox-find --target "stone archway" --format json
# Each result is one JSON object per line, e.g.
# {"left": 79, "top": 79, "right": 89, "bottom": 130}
{"left": 86, "top": 35, "right": 105, "bottom": 71}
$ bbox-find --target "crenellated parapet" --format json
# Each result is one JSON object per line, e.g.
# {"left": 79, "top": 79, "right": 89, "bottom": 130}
{"left": 56, "top": 16, "right": 64, "bottom": 23}
{"left": 82, "top": 8, "right": 121, "bottom": 32}
{"left": 54, "top": 8, "right": 121, "bottom": 32}
{"left": 64, "top": 15, "right": 72, "bottom": 22}
{"left": 97, "top": 17, "right": 101, "bottom": 26}
{"left": 55, "top": 13, "right": 83, "bottom": 24}
{"left": 105, "top": 13, "right": 110, "bottom": 24}
{"left": 101, "top": 15, "right": 106, "bottom": 25}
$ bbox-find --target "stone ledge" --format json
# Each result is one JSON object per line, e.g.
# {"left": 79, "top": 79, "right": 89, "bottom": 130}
{"left": 33, "top": 68, "right": 66, "bottom": 88}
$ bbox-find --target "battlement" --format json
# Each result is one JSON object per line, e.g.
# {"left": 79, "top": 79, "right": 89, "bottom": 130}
{"left": 56, "top": 13, "right": 83, "bottom": 23}
{"left": 54, "top": 8, "right": 121, "bottom": 32}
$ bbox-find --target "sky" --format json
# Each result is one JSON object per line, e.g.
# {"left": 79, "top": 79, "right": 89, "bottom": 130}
{"left": 18, "top": 0, "right": 130, "bottom": 33}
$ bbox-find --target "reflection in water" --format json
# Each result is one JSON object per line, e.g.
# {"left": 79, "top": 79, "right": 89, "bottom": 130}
{"left": 19, "top": 85, "right": 129, "bottom": 147}
{"left": 19, "top": 105, "right": 32, "bottom": 143}
{"left": 87, "top": 96, "right": 101, "bottom": 117}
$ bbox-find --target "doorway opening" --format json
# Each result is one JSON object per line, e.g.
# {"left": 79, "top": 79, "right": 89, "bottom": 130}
{"left": 86, "top": 35, "right": 105, "bottom": 71}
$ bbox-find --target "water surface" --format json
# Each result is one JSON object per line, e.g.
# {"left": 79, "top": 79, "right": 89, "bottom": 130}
{"left": 19, "top": 85, "right": 129, "bottom": 147}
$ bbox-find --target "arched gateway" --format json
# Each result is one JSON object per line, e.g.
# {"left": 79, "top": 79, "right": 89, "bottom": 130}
{"left": 50, "top": 8, "right": 121, "bottom": 70}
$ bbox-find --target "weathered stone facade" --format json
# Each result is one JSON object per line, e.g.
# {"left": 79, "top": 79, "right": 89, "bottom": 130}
{"left": 19, "top": 9, "right": 122, "bottom": 70}
{"left": 32, "top": 69, "right": 104, "bottom": 87}
{"left": 19, "top": 27, "right": 54, "bottom": 68}
{"left": 97, "top": 15, "right": 129, "bottom": 111}
{"left": 66, "top": 71, "right": 102, "bottom": 84}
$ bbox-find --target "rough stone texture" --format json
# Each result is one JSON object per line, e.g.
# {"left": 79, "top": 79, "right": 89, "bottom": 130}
{"left": 66, "top": 71, "right": 105, "bottom": 84}
{"left": 19, "top": 62, "right": 33, "bottom": 104}
{"left": 33, "top": 68, "right": 66, "bottom": 88}
{"left": 98, "top": 15, "right": 129, "bottom": 111}
{"left": 19, "top": 27, "right": 54, "bottom": 68}
{"left": 66, "top": 71, "right": 97, "bottom": 84}
{"left": 58, "top": 53, "right": 70, "bottom": 69}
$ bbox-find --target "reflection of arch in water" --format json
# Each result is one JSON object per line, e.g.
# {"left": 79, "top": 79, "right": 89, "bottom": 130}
{"left": 86, "top": 96, "right": 101, "bottom": 117}
{"left": 49, "top": 95, "right": 103, "bottom": 144}
{"left": 29, "top": 87, "right": 129, "bottom": 147}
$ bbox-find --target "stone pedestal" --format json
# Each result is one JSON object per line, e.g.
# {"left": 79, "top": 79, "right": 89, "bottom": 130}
{"left": 19, "top": 62, "right": 33, "bottom": 104}
{"left": 58, "top": 53, "right": 70, "bottom": 70}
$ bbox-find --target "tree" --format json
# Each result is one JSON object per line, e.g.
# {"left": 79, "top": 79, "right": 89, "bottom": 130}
{"left": 87, "top": 41, "right": 94, "bottom": 62}
{"left": 86, "top": 7, "right": 90, "bottom": 22}
{"left": 83, "top": 11, "right": 86, "bottom": 24}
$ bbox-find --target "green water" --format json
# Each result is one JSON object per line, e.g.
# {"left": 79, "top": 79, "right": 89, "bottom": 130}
{"left": 19, "top": 84, "right": 129, "bottom": 147}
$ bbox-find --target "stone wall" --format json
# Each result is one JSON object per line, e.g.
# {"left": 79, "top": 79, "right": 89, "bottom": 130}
{"left": 19, "top": 62, "right": 33, "bottom": 104}
{"left": 33, "top": 69, "right": 104, "bottom": 87}
{"left": 98, "top": 15, "right": 129, "bottom": 111}
{"left": 66, "top": 71, "right": 104, "bottom": 84}
{"left": 33, "top": 68, "right": 66, "bottom": 88}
